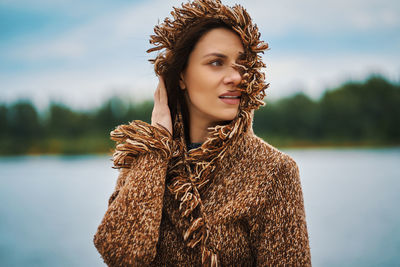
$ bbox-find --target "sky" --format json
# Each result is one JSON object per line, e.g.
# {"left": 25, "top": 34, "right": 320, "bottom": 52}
{"left": 1, "top": 0, "right": 399, "bottom": 111}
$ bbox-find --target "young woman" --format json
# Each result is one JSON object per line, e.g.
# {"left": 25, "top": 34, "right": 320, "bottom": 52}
{"left": 94, "top": 0, "right": 311, "bottom": 266}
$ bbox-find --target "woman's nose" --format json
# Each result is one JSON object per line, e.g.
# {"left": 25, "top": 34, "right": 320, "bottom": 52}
{"left": 223, "top": 67, "right": 242, "bottom": 86}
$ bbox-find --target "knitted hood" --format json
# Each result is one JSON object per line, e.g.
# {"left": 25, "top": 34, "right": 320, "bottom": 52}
{"left": 112, "top": 0, "right": 269, "bottom": 265}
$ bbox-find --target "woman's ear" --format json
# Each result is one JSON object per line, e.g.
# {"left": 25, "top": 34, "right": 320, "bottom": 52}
{"left": 179, "top": 73, "right": 186, "bottom": 90}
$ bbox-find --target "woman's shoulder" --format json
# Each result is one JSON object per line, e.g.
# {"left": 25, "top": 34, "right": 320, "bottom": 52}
{"left": 243, "top": 134, "right": 298, "bottom": 171}
{"left": 233, "top": 134, "right": 299, "bottom": 193}
{"left": 238, "top": 134, "right": 302, "bottom": 198}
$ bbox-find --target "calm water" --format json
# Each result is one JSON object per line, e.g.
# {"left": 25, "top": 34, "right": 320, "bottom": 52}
{"left": 0, "top": 148, "right": 399, "bottom": 266}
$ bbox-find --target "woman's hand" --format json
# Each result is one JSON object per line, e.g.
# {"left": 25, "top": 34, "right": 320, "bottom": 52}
{"left": 151, "top": 76, "right": 173, "bottom": 135}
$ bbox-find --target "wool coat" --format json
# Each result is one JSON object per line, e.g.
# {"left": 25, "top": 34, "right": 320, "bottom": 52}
{"left": 93, "top": 1, "right": 311, "bottom": 266}
{"left": 93, "top": 116, "right": 311, "bottom": 266}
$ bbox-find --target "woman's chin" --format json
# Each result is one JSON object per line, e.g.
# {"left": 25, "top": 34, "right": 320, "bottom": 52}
{"left": 214, "top": 114, "right": 238, "bottom": 124}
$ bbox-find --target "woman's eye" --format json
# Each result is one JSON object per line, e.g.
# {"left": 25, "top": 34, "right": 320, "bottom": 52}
{"left": 210, "top": 60, "right": 223, "bottom": 66}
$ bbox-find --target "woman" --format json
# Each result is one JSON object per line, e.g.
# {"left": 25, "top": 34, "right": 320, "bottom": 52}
{"left": 93, "top": 0, "right": 311, "bottom": 266}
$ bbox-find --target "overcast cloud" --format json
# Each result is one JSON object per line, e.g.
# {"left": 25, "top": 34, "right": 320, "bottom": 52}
{"left": 0, "top": 0, "right": 399, "bottom": 110}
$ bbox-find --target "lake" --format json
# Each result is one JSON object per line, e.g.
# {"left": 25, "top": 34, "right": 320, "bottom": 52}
{"left": 0, "top": 148, "right": 399, "bottom": 266}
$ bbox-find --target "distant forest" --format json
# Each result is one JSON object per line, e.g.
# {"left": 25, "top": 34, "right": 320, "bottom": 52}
{"left": 0, "top": 75, "right": 399, "bottom": 155}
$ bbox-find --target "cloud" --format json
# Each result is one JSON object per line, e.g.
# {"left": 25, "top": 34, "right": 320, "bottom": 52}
{"left": 0, "top": 0, "right": 399, "bottom": 110}
{"left": 0, "top": 62, "right": 156, "bottom": 111}
{"left": 265, "top": 52, "right": 400, "bottom": 100}
{"left": 4, "top": 0, "right": 400, "bottom": 63}
{"left": 0, "top": 0, "right": 182, "bottom": 109}
{"left": 2, "top": 50, "right": 397, "bottom": 111}
{"left": 5, "top": 1, "right": 162, "bottom": 62}
{"left": 229, "top": 0, "right": 400, "bottom": 35}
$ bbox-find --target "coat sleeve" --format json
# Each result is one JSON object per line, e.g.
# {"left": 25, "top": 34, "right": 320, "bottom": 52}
{"left": 249, "top": 154, "right": 312, "bottom": 266}
{"left": 93, "top": 120, "right": 172, "bottom": 267}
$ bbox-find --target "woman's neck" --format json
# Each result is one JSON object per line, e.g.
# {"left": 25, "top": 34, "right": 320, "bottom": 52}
{"left": 188, "top": 113, "right": 231, "bottom": 143}
{"left": 189, "top": 118, "right": 210, "bottom": 143}
{"left": 188, "top": 110, "right": 223, "bottom": 143}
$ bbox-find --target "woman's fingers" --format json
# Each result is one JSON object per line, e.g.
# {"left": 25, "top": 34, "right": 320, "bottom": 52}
{"left": 158, "top": 76, "right": 168, "bottom": 105}
{"left": 154, "top": 80, "right": 160, "bottom": 105}
{"left": 151, "top": 76, "right": 173, "bottom": 135}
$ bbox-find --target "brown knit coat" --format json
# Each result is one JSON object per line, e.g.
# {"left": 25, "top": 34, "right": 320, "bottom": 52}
{"left": 93, "top": 1, "right": 311, "bottom": 266}
{"left": 93, "top": 118, "right": 311, "bottom": 266}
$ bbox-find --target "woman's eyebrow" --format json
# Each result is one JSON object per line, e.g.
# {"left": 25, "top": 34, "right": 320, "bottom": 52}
{"left": 203, "top": 52, "right": 245, "bottom": 60}
{"left": 203, "top": 53, "right": 227, "bottom": 59}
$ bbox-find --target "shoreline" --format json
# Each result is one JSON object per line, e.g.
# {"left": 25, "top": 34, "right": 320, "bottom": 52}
{"left": 0, "top": 142, "right": 399, "bottom": 157}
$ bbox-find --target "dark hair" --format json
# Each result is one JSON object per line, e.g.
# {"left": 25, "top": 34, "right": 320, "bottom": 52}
{"left": 163, "top": 18, "right": 234, "bottom": 144}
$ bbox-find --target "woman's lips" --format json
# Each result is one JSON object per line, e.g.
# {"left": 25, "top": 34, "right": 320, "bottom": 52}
{"left": 219, "top": 95, "right": 241, "bottom": 105}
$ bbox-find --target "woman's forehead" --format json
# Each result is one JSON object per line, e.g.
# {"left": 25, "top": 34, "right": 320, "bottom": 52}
{"left": 193, "top": 28, "right": 244, "bottom": 57}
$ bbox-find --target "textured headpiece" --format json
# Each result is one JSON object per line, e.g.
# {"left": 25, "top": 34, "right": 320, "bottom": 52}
{"left": 146, "top": 1, "right": 269, "bottom": 266}
{"left": 147, "top": 0, "right": 269, "bottom": 112}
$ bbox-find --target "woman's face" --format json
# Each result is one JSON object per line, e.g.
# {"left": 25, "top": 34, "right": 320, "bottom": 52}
{"left": 180, "top": 27, "right": 244, "bottom": 127}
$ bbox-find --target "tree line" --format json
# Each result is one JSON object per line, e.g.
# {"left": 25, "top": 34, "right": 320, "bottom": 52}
{"left": 254, "top": 75, "right": 400, "bottom": 146}
{"left": 0, "top": 75, "right": 399, "bottom": 155}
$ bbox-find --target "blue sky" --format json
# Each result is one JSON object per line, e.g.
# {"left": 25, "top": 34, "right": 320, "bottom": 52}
{"left": 1, "top": 0, "right": 399, "bottom": 110}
